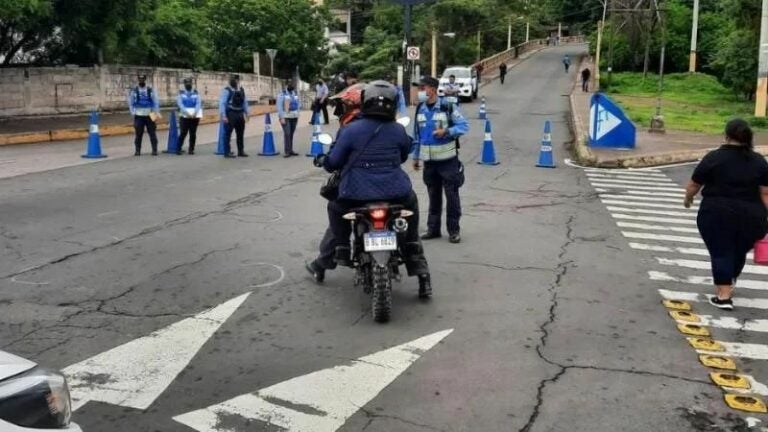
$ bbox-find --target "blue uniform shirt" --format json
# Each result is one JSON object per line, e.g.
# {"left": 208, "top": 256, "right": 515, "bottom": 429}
{"left": 277, "top": 90, "right": 301, "bottom": 119}
{"left": 177, "top": 89, "right": 202, "bottom": 117}
{"left": 127, "top": 86, "right": 159, "bottom": 115}
{"left": 412, "top": 98, "right": 470, "bottom": 162}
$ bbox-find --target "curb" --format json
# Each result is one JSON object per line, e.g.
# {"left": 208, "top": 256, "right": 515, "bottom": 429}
{"left": 0, "top": 105, "right": 279, "bottom": 146}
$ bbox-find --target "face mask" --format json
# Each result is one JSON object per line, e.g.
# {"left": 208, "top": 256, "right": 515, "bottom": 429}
{"left": 286, "top": 86, "right": 294, "bottom": 93}
{"left": 229, "top": 80, "right": 237, "bottom": 88}
{"left": 138, "top": 81, "right": 146, "bottom": 87}
{"left": 417, "top": 91, "right": 428, "bottom": 103}
{"left": 184, "top": 84, "right": 193, "bottom": 91}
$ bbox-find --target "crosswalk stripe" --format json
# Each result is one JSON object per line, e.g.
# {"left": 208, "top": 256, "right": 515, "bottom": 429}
{"left": 630, "top": 243, "right": 754, "bottom": 259}
{"left": 698, "top": 342, "right": 768, "bottom": 361}
{"left": 602, "top": 200, "right": 696, "bottom": 210}
{"left": 658, "top": 289, "right": 768, "bottom": 310}
{"left": 591, "top": 183, "right": 684, "bottom": 192}
{"left": 656, "top": 257, "right": 768, "bottom": 276}
{"left": 649, "top": 271, "right": 768, "bottom": 291}
{"left": 616, "top": 222, "right": 699, "bottom": 234}
{"left": 600, "top": 194, "right": 690, "bottom": 204}
{"left": 612, "top": 214, "right": 696, "bottom": 225}
{"left": 675, "top": 315, "right": 768, "bottom": 333}
{"left": 587, "top": 177, "right": 678, "bottom": 187}
{"left": 622, "top": 232, "right": 703, "bottom": 244}
{"left": 586, "top": 174, "right": 676, "bottom": 183}
{"left": 625, "top": 190, "right": 686, "bottom": 198}
{"left": 607, "top": 206, "right": 696, "bottom": 218}
{"left": 584, "top": 168, "right": 665, "bottom": 176}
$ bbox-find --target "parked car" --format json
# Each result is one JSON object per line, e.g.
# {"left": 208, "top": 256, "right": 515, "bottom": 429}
{"left": 438, "top": 66, "right": 478, "bottom": 102}
{"left": 0, "top": 350, "right": 81, "bottom": 431}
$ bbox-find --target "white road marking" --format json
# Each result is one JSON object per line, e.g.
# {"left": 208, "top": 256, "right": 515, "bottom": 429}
{"left": 612, "top": 214, "right": 696, "bottom": 225}
{"left": 698, "top": 342, "right": 768, "bottom": 361}
{"left": 9, "top": 276, "right": 50, "bottom": 286}
{"left": 616, "top": 222, "right": 699, "bottom": 234}
{"left": 173, "top": 329, "right": 454, "bottom": 432}
{"left": 649, "top": 271, "right": 768, "bottom": 292}
{"left": 246, "top": 263, "right": 286, "bottom": 288}
{"left": 584, "top": 168, "right": 664, "bottom": 175}
{"left": 622, "top": 232, "right": 703, "bottom": 244}
{"left": 97, "top": 211, "right": 120, "bottom": 218}
{"left": 602, "top": 200, "right": 696, "bottom": 210}
{"left": 625, "top": 190, "right": 686, "bottom": 198}
{"left": 600, "top": 194, "right": 688, "bottom": 204}
{"left": 725, "top": 375, "right": 768, "bottom": 396}
{"left": 595, "top": 188, "right": 609, "bottom": 192}
{"left": 586, "top": 173, "right": 676, "bottom": 183}
{"left": 675, "top": 315, "right": 768, "bottom": 333}
{"left": 607, "top": 206, "right": 696, "bottom": 218}
{"left": 65, "top": 292, "right": 251, "bottom": 411}
{"left": 630, "top": 243, "right": 740, "bottom": 258}
{"left": 656, "top": 257, "right": 768, "bottom": 276}
{"left": 587, "top": 177, "right": 677, "bottom": 187}
{"left": 591, "top": 183, "right": 683, "bottom": 192}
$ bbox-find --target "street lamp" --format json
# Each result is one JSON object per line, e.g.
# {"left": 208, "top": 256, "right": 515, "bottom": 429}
{"left": 594, "top": 0, "right": 608, "bottom": 91}
{"left": 266, "top": 49, "right": 277, "bottom": 99}
{"left": 431, "top": 30, "right": 456, "bottom": 77}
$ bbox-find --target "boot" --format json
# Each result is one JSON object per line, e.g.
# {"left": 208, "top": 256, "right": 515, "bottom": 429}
{"left": 305, "top": 260, "right": 325, "bottom": 283}
{"left": 418, "top": 274, "right": 432, "bottom": 299}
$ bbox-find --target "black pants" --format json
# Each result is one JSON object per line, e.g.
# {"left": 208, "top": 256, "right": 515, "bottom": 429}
{"left": 224, "top": 110, "right": 246, "bottom": 155}
{"left": 326, "top": 191, "right": 429, "bottom": 277}
{"left": 698, "top": 203, "right": 767, "bottom": 285}
{"left": 500, "top": 73, "right": 506, "bottom": 84}
{"left": 314, "top": 227, "right": 338, "bottom": 270}
{"left": 134, "top": 116, "right": 158, "bottom": 153}
{"left": 178, "top": 117, "right": 200, "bottom": 152}
{"left": 424, "top": 158, "right": 463, "bottom": 236}
{"left": 313, "top": 100, "right": 329, "bottom": 124}
{"left": 281, "top": 118, "right": 298, "bottom": 154}
{"left": 582, "top": 78, "right": 590, "bottom": 92}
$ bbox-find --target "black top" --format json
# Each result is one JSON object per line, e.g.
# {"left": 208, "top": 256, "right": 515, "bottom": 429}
{"left": 692, "top": 145, "right": 768, "bottom": 214}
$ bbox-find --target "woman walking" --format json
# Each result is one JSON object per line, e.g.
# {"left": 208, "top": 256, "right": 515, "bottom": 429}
{"left": 684, "top": 119, "right": 768, "bottom": 310}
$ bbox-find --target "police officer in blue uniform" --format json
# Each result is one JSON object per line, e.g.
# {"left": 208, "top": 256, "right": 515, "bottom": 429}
{"left": 412, "top": 76, "right": 470, "bottom": 244}
{"left": 128, "top": 74, "right": 160, "bottom": 156}
{"left": 218, "top": 74, "right": 250, "bottom": 158}
{"left": 277, "top": 83, "right": 301, "bottom": 157}
{"left": 176, "top": 77, "right": 202, "bottom": 155}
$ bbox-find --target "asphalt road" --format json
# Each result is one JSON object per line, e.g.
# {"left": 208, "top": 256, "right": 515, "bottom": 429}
{"left": 1, "top": 46, "right": 763, "bottom": 432}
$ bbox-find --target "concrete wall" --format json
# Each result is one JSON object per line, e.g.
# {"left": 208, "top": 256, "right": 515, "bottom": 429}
{"left": 0, "top": 64, "right": 281, "bottom": 117}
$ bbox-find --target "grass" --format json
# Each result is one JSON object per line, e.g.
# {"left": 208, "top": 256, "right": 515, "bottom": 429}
{"left": 602, "top": 72, "right": 768, "bottom": 135}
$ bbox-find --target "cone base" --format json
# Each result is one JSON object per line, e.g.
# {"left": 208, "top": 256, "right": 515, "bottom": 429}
{"left": 81, "top": 154, "right": 108, "bottom": 159}
{"left": 478, "top": 161, "right": 500, "bottom": 166}
{"left": 214, "top": 151, "right": 226, "bottom": 155}
{"left": 536, "top": 164, "right": 556, "bottom": 168}
{"left": 258, "top": 152, "right": 280, "bottom": 156}
{"left": 162, "top": 150, "right": 185, "bottom": 154}
{"left": 306, "top": 153, "right": 323, "bottom": 157}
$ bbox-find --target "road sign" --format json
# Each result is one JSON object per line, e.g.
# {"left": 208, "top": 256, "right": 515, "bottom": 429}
{"left": 266, "top": 49, "right": 277, "bottom": 60}
{"left": 588, "top": 93, "right": 636, "bottom": 149}
{"left": 407, "top": 46, "right": 420, "bottom": 61}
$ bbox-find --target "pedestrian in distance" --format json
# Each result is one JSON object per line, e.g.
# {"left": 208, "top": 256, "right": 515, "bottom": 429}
{"left": 499, "top": 63, "right": 508, "bottom": 84}
{"left": 412, "top": 76, "right": 470, "bottom": 244}
{"left": 332, "top": 71, "right": 358, "bottom": 121}
{"left": 312, "top": 78, "right": 330, "bottom": 125}
{"left": 128, "top": 74, "right": 160, "bottom": 156}
{"left": 684, "top": 119, "right": 768, "bottom": 310}
{"left": 277, "top": 82, "right": 301, "bottom": 157}
{"left": 563, "top": 55, "right": 571, "bottom": 73}
{"left": 581, "top": 67, "right": 591, "bottom": 92}
{"left": 176, "top": 77, "right": 202, "bottom": 155}
{"left": 219, "top": 74, "right": 250, "bottom": 158}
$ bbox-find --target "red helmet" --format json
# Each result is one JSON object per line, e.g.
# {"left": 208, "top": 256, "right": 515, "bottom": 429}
{"left": 330, "top": 83, "right": 365, "bottom": 107}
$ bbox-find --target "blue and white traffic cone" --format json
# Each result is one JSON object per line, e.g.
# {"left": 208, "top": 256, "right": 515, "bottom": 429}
{"left": 536, "top": 120, "right": 556, "bottom": 168}
{"left": 81, "top": 111, "right": 107, "bottom": 159}
{"left": 163, "top": 111, "right": 181, "bottom": 154}
{"left": 259, "top": 113, "right": 279, "bottom": 156}
{"left": 306, "top": 112, "right": 324, "bottom": 157}
{"left": 477, "top": 119, "right": 499, "bottom": 165}
{"left": 478, "top": 96, "right": 487, "bottom": 120}
{"left": 214, "top": 121, "right": 226, "bottom": 155}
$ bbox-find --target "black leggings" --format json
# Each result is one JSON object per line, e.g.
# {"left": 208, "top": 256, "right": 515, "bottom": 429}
{"left": 698, "top": 205, "right": 767, "bottom": 285}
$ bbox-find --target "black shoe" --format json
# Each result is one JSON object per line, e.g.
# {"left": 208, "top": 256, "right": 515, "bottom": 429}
{"left": 188, "top": 150, "right": 195, "bottom": 155}
{"left": 134, "top": 151, "right": 141, "bottom": 156}
{"left": 224, "top": 153, "right": 236, "bottom": 158}
{"left": 176, "top": 150, "right": 183, "bottom": 155}
{"left": 283, "top": 154, "right": 292, "bottom": 158}
{"left": 449, "top": 233, "right": 461, "bottom": 244}
{"left": 238, "top": 152, "right": 249, "bottom": 157}
{"left": 421, "top": 232, "right": 442, "bottom": 240}
{"left": 418, "top": 274, "right": 432, "bottom": 299}
{"left": 708, "top": 295, "right": 734, "bottom": 311}
{"left": 290, "top": 151, "right": 299, "bottom": 156}
{"left": 151, "top": 151, "right": 158, "bottom": 156}
{"left": 305, "top": 261, "right": 325, "bottom": 283}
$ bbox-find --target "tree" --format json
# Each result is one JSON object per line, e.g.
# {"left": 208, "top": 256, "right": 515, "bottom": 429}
{"left": 0, "top": 0, "right": 54, "bottom": 64}
{"left": 714, "top": 30, "right": 759, "bottom": 99}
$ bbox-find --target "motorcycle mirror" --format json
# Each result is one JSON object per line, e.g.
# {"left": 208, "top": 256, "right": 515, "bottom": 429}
{"left": 396, "top": 117, "right": 411, "bottom": 128}
{"left": 317, "top": 133, "right": 333, "bottom": 145}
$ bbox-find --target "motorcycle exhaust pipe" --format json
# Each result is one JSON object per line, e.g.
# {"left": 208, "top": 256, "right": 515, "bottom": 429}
{"left": 393, "top": 218, "right": 408, "bottom": 233}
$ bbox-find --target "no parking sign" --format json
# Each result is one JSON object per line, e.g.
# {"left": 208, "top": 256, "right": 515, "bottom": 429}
{"left": 406, "top": 46, "right": 420, "bottom": 61}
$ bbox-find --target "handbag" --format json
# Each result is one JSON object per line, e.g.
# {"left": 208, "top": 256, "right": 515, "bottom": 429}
{"left": 319, "top": 125, "right": 384, "bottom": 201}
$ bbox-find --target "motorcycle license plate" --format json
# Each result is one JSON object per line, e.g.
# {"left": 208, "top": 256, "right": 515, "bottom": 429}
{"left": 364, "top": 231, "right": 397, "bottom": 252}
{"left": 446, "top": 96, "right": 458, "bottom": 104}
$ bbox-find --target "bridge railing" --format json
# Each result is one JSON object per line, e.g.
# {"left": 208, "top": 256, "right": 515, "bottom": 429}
{"left": 472, "top": 35, "right": 585, "bottom": 83}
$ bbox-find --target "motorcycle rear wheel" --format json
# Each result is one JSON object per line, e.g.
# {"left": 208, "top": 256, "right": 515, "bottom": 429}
{"left": 371, "top": 264, "right": 392, "bottom": 323}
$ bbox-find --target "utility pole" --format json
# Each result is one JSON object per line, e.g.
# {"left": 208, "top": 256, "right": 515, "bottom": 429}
{"left": 594, "top": 0, "right": 608, "bottom": 91}
{"left": 507, "top": 16, "right": 512, "bottom": 50}
{"left": 756, "top": 0, "right": 768, "bottom": 117}
{"left": 650, "top": 0, "right": 667, "bottom": 133}
{"left": 689, "top": 0, "right": 699, "bottom": 72}
{"left": 431, "top": 25, "right": 438, "bottom": 77}
{"left": 476, "top": 31, "right": 481, "bottom": 62}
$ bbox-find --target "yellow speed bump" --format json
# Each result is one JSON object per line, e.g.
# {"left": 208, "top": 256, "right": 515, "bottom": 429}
{"left": 669, "top": 311, "right": 701, "bottom": 323}
{"left": 724, "top": 394, "right": 767, "bottom": 413}
{"left": 710, "top": 373, "right": 751, "bottom": 390}
{"left": 687, "top": 338, "right": 724, "bottom": 352}
{"left": 699, "top": 355, "right": 737, "bottom": 371}
{"left": 663, "top": 300, "right": 691, "bottom": 311}
{"left": 678, "top": 324, "right": 710, "bottom": 337}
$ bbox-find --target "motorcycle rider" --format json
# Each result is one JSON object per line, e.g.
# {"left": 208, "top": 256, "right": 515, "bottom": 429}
{"left": 310, "top": 81, "right": 432, "bottom": 298}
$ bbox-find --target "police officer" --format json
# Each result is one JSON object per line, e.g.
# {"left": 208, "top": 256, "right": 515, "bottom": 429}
{"left": 219, "top": 74, "right": 250, "bottom": 158}
{"left": 443, "top": 74, "right": 461, "bottom": 107}
{"left": 412, "top": 76, "right": 470, "bottom": 244}
{"left": 128, "top": 74, "right": 160, "bottom": 156}
{"left": 277, "top": 82, "right": 301, "bottom": 157}
{"left": 176, "top": 77, "right": 202, "bottom": 155}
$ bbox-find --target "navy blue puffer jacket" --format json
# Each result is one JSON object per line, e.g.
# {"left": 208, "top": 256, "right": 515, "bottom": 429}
{"left": 323, "top": 117, "right": 413, "bottom": 201}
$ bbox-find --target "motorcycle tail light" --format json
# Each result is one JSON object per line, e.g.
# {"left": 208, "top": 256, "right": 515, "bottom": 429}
{"left": 370, "top": 209, "right": 387, "bottom": 220}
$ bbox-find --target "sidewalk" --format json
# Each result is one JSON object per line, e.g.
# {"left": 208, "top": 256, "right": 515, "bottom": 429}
{"left": 570, "top": 58, "right": 768, "bottom": 168}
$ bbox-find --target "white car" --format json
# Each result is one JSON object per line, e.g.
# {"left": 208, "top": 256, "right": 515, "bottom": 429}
{"left": 0, "top": 351, "right": 81, "bottom": 431}
{"left": 438, "top": 66, "right": 478, "bottom": 102}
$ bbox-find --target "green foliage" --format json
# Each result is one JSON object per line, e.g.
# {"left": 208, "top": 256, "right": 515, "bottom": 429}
{"left": 713, "top": 30, "right": 759, "bottom": 99}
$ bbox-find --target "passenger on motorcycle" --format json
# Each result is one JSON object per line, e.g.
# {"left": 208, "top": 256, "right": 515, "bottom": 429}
{"left": 312, "top": 80, "right": 432, "bottom": 298}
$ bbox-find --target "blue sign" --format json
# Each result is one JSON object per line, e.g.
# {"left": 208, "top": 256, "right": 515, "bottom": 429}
{"left": 588, "top": 93, "right": 636, "bottom": 149}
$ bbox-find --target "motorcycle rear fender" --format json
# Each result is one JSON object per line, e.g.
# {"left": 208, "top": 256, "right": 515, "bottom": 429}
{"left": 370, "top": 251, "right": 392, "bottom": 267}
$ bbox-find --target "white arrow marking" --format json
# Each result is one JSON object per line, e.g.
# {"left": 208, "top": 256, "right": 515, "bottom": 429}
{"left": 173, "top": 329, "right": 454, "bottom": 432}
{"left": 65, "top": 292, "right": 251, "bottom": 411}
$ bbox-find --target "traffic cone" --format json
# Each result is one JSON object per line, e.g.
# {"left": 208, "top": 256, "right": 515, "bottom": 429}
{"left": 536, "top": 120, "right": 556, "bottom": 168}
{"left": 259, "top": 113, "right": 279, "bottom": 156}
{"left": 306, "top": 112, "right": 324, "bottom": 157}
{"left": 81, "top": 111, "right": 107, "bottom": 159}
{"left": 478, "top": 96, "right": 487, "bottom": 120}
{"left": 214, "top": 121, "right": 226, "bottom": 155}
{"left": 163, "top": 111, "right": 181, "bottom": 154}
{"left": 477, "top": 119, "right": 499, "bottom": 165}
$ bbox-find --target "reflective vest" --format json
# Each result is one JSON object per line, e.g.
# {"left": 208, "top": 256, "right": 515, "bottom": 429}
{"left": 415, "top": 102, "right": 458, "bottom": 162}
{"left": 283, "top": 91, "right": 299, "bottom": 118}
{"left": 180, "top": 90, "right": 198, "bottom": 108}
{"left": 133, "top": 87, "right": 154, "bottom": 116}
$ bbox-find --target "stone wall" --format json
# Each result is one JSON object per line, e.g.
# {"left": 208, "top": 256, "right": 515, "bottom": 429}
{"left": 0, "top": 64, "right": 285, "bottom": 118}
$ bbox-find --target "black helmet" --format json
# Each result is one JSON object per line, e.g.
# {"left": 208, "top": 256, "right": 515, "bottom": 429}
{"left": 361, "top": 80, "right": 397, "bottom": 120}
{"left": 183, "top": 77, "right": 193, "bottom": 86}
